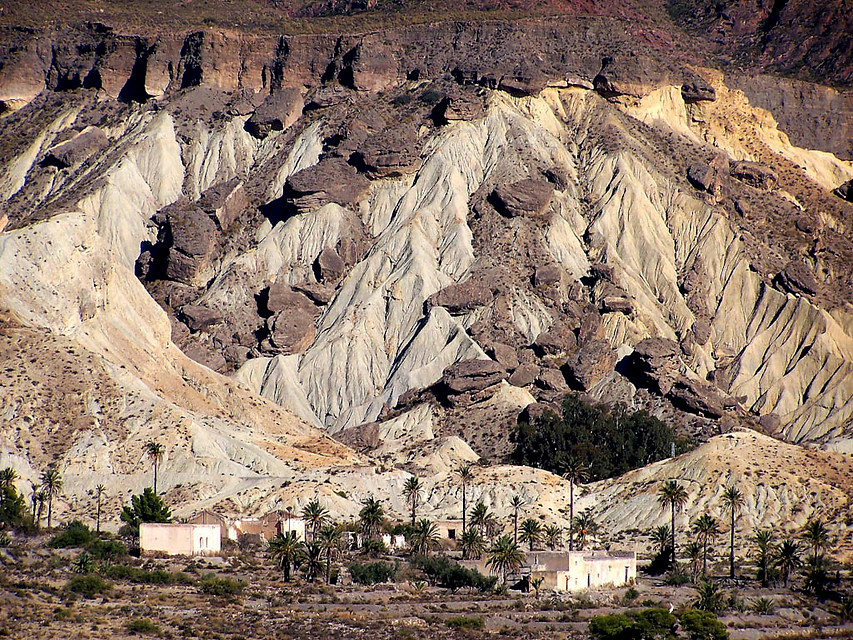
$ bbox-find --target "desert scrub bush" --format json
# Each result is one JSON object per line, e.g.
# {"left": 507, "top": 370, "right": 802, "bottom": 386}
{"left": 50, "top": 520, "right": 96, "bottom": 548}
{"left": 198, "top": 573, "right": 246, "bottom": 597}
{"left": 663, "top": 570, "right": 691, "bottom": 586}
{"left": 103, "top": 564, "right": 191, "bottom": 584}
{"left": 445, "top": 616, "right": 484, "bottom": 629}
{"left": 411, "top": 555, "right": 497, "bottom": 592}
{"left": 751, "top": 597, "right": 775, "bottom": 615}
{"left": 678, "top": 609, "right": 728, "bottom": 640}
{"left": 622, "top": 586, "right": 640, "bottom": 605}
{"left": 348, "top": 561, "right": 396, "bottom": 585}
{"left": 588, "top": 608, "right": 676, "bottom": 640}
{"left": 693, "top": 580, "right": 726, "bottom": 613}
{"left": 126, "top": 618, "right": 162, "bottom": 635}
{"left": 87, "top": 538, "right": 127, "bottom": 561}
{"left": 65, "top": 574, "right": 112, "bottom": 598}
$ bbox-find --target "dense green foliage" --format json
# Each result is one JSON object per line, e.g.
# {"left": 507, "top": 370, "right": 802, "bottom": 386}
{"left": 411, "top": 555, "right": 497, "bottom": 592}
{"left": 348, "top": 561, "right": 396, "bottom": 585}
{"left": 119, "top": 488, "right": 172, "bottom": 538}
{"left": 87, "top": 538, "right": 127, "bottom": 561}
{"left": 588, "top": 608, "right": 677, "bottom": 640}
{"left": 678, "top": 610, "right": 729, "bottom": 640}
{"left": 126, "top": 618, "right": 162, "bottom": 635}
{"left": 49, "top": 520, "right": 97, "bottom": 548}
{"left": 65, "top": 574, "right": 112, "bottom": 598}
{"left": 513, "top": 395, "right": 688, "bottom": 480}
{"left": 198, "top": 573, "right": 246, "bottom": 596}
{"left": 0, "top": 485, "right": 29, "bottom": 530}
{"left": 445, "top": 616, "right": 484, "bottom": 629}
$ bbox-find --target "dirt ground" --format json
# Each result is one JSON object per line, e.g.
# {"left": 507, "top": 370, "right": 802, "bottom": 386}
{"left": 2, "top": 535, "right": 852, "bottom": 640}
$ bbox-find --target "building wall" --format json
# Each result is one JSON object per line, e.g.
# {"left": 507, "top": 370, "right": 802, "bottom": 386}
{"left": 140, "top": 523, "right": 221, "bottom": 556}
{"left": 434, "top": 520, "right": 463, "bottom": 541}
{"left": 552, "top": 552, "right": 637, "bottom": 591}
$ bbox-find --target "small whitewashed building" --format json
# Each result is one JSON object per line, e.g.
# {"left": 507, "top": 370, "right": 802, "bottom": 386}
{"left": 434, "top": 519, "right": 464, "bottom": 541}
{"left": 140, "top": 523, "right": 221, "bottom": 556}
{"left": 527, "top": 551, "right": 637, "bottom": 591}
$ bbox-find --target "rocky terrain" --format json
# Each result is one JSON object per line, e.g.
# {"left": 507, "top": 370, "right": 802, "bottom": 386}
{"left": 0, "top": 1, "right": 852, "bottom": 541}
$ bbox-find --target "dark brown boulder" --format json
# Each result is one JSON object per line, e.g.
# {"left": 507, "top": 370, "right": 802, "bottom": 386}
{"left": 519, "top": 402, "right": 561, "bottom": 424}
{"left": 44, "top": 126, "right": 108, "bottom": 168}
{"left": 600, "top": 296, "right": 633, "bottom": 314}
{"left": 314, "top": 247, "right": 347, "bottom": 284}
{"left": 357, "top": 122, "right": 420, "bottom": 177}
{"left": 428, "top": 280, "right": 494, "bottom": 314}
{"left": 267, "top": 289, "right": 320, "bottom": 354}
{"left": 832, "top": 179, "right": 853, "bottom": 202}
{"left": 486, "top": 342, "right": 520, "bottom": 370}
{"left": 197, "top": 178, "right": 248, "bottom": 231}
{"left": 533, "top": 322, "right": 577, "bottom": 357}
{"left": 775, "top": 260, "right": 820, "bottom": 296}
{"left": 491, "top": 179, "right": 554, "bottom": 219}
{"left": 564, "top": 339, "right": 617, "bottom": 390}
{"left": 668, "top": 376, "right": 726, "bottom": 419}
{"left": 441, "top": 359, "right": 507, "bottom": 394}
{"left": 730, "top": 160, "right": 778, "bottom": 190}
{"left": 292, "top": 282, "right": 335, "bottom": 305}
{"left": 163, "top": 204, "right": 219, "bottom": 285}
{"left": 286, "top": 157, "right": 371, "bottom": 212}
{"left": 626, "top": 337, "right": 681, "bottom": 395}
{"left": 180, "top": 304, "right": 222, "bottom": 332}
{"left": 508, "top": 363, "right": 539, "bottom": 387}
{"left": 536, "top": 368, "right": 569, "bottom": 392}
{"left": 245, "top": 88, "right": 304, "bottom": 139}
{"left": 681, "top": 79, "right": 716, "bottom": 103}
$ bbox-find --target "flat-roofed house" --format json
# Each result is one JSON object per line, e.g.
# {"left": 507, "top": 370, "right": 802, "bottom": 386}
{"left": 527, "top": 551, "right": 637, "bottom": 591}
{"left": 140, "top": 523, "right": 221, "bottom": 556}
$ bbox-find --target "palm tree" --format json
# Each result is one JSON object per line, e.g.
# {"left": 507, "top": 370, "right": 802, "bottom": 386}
{"left": 572, "top": 509, "right": 598, "bottom": 550}
{"left": 721, "top": 485, "right": 744, "bottom": 579}
{"left": 692, "top": 514, "right": 720, "bottom": 576}
{"left": 685, "top": 541, "right": 703, "bottom": 581}
{"left": 35, "top": 489, "right": 46, "bottom": 530}
{"left": 457, "top": 464, "right": 474, "bottom": 534}
{"left": 470, "top": 501, "right": 500, "bottom": 540}
{"left": 358, "top": 496, "right": 384, "bottom": 540}
{"left": 658, "top": 480, "right": 688, "bottom": 565}
{"left": 317, "top": 524, "right": 343, "bottom": 584}
{"left": 544, "top": 524, "right": 563, "bottom": 551}
{"left": 29, "top": 482, "right": 41, "bottom": 530}
{"left": 561, "top": 456, "right": 589, "bottom": 551}
{"left": 651, "top": 525, "right": 671, "bottom": 555}
{"left": 775, "top": 539, "right": 802, "bottom": 588}
{"left": 509, "top": 495, "right": 524, "bottom": 544}
{"left": 302, "top": 542, "right": 324, "bottom": 581}
{"left": 145, "top": 441, "right": 165, "bottom": 494}
{"left": 268, "top": 530, "right": 305, "bottom": 581}
{"left": 487, "top": 534, "right": 525, "bottom": 584}
{"left": 752, "top": 528, "right": 776, "bottom": 588}
{"left": 801, "top": 518, "right": 829, "bottom": 558}
{"left": 0, "top": 467, "right": 17, "bottom": 489}
{"left": 40, "top": 467, "right": 63, "bottom": 529}
{"left": 93, "top": 484, "right": 106, "bottom": 534}
{"left": 519, "top": 518, "right": 542, "bottom": 552}
{"left": 409, "top": 519, "right": 440, "bottom": 557}
{"left": 403, "top": 476, "right": 422, "bottom": 528}
{"left": 460, "top": 527, "right": 486, "bottom": 560}
{"left": 301, "top": 498, "right": 329, "bottom": 542}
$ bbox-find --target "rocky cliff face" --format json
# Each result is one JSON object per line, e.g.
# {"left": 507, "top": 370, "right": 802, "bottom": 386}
{"left": 1, "top": 11, "right": 852, "bottom": 535}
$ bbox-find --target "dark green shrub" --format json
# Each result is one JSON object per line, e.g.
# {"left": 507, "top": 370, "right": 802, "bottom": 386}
{"left": 589, "top": 613, "right": 640, "bottom": 640}
{"left": 348, "top": 561, "right": 396, "bottom": 585}
{"left": 198, "top": 573, "right": 246, "bottom": 596}
{"left": 445, "top": 616, "right": 484, "bottom": 629}
{"left": 65, "top": 574, "right": 112, "bottom": 598}
{"left": 126, "top": 618, "right": 162, "bottom": 635}
{"left": 102, "top": 564, "right": 192, "bottom": 584}
{"left": 662, "top": 570, "right": 691, "bottom": 586}
{"left": 411, "top": 556, "right": 496, "bottom": 592}
{"left": 631, "top": 608, "right": 677, "bottom": 639}
{"left": 678, "top": 610, "right": 728, "bottom": 640}
{"left": 512, "top": 394, "right": 690, "bottom": 481}
{"left": 49, "top": 520, "right": 96, "bottom": 548}
{"left": 87, "top": 538, "right": 127, "bottom": 561}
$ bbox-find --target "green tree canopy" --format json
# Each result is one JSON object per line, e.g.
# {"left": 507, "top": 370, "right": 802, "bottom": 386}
{"left": 119, "top": 487, "right": 172, "bottom": 538}
{"left": 513, "top": 394, "right": 689, "bottom": 481}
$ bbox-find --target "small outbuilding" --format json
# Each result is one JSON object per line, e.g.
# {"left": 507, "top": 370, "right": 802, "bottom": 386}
{"left": 140, "top": 523, "right": 221, "bottom": 556}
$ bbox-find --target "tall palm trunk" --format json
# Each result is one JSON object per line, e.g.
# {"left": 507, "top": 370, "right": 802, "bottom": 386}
{"left": 96, "top": 495, "right": 102, "bottom": 534}
{"left": 670, "top": 506, "right": 676, "bottom": 565}
{"left": 569, "top": 483, "right": 574, "bottom": 551}
{"left": 702, "top": 539, "right": 708, "bottom": 575}
{"left": 153, "top": 461, "right": 158, "bottom": 494}
{"left": 462, "top": 480, "right": 467, "bottom": 534}
{"left": 47, "top": 494, "right": 53, "bottom": 530}
{"left": 729, "top": 507, "right": 736, "bottom": 578}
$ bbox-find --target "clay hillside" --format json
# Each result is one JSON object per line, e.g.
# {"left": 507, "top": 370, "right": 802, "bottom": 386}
{"left": 0, "top": 0, "right": 851, "bottom": 543}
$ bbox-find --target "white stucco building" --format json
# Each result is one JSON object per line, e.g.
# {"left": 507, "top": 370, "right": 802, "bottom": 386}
{"left": 140, "top": 523, "right": 221, "bottom": 556}
{"left": 528, "top": 551, "right": 637, "bottom": 591}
